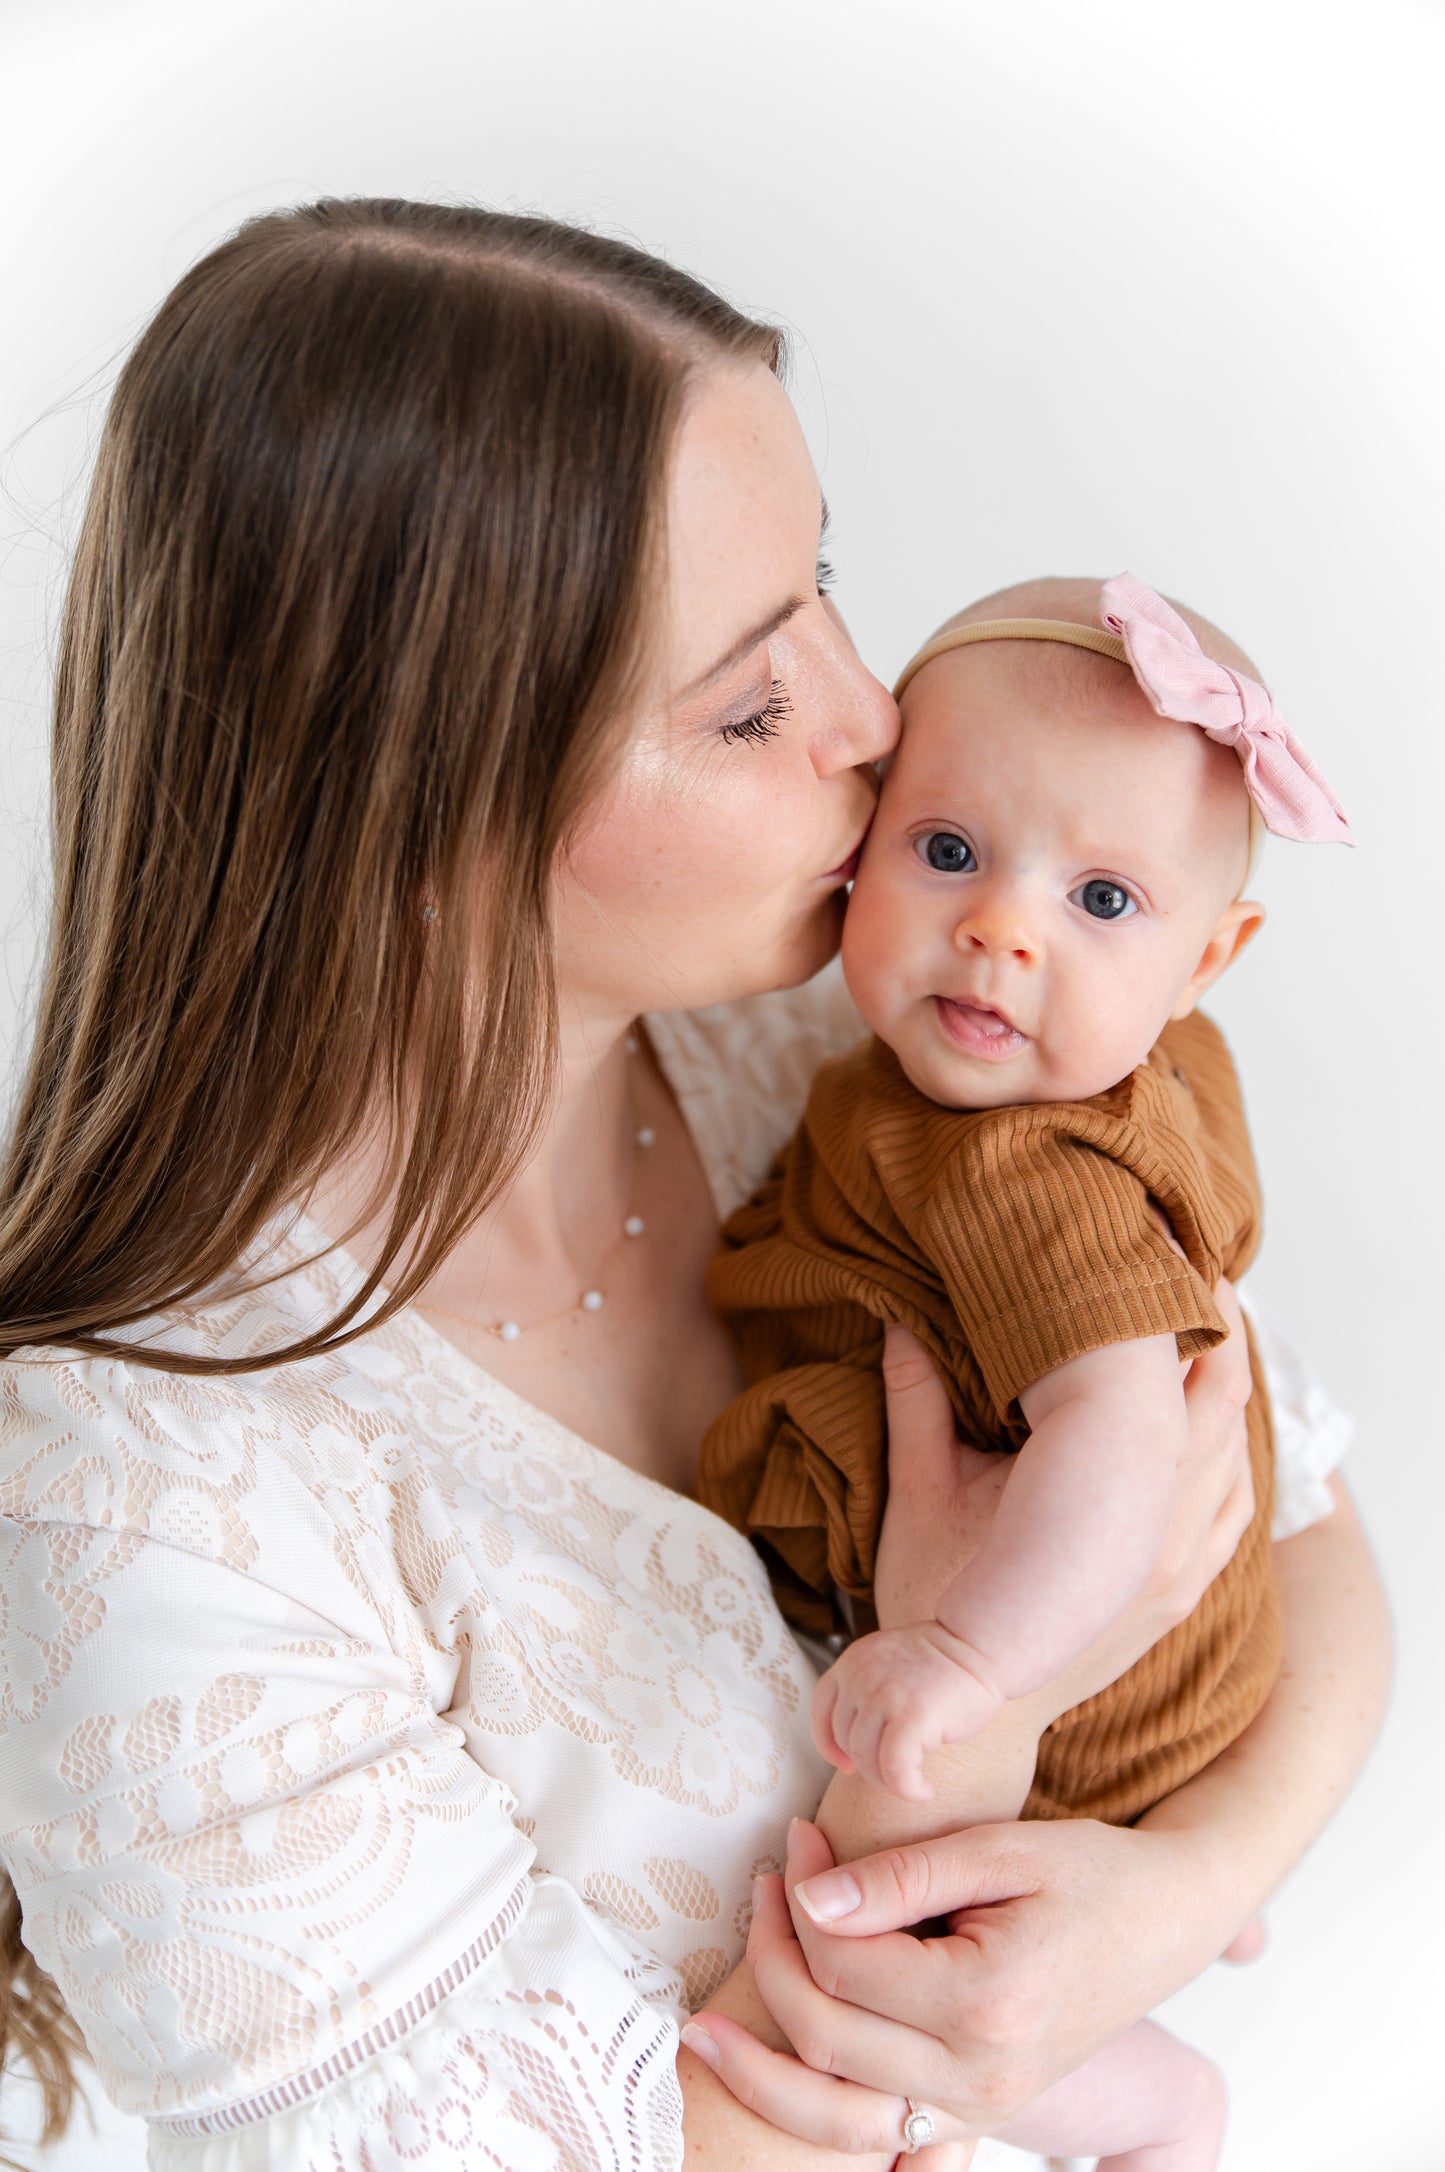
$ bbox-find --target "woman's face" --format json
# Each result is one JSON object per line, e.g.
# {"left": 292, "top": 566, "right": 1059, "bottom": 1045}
{"left": 555, "top": 362, "right": 898, "bottom": 1021}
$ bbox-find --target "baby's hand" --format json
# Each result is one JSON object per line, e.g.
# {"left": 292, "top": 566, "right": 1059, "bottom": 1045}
{"left": 811, "top": 1622, "right": 1006, "bottom": 1800}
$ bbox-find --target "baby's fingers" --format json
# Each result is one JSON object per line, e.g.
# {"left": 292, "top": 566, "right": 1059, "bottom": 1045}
{"left": 874, "top": 1717, "right": 933, "bottom": 1803}
{"left": 811, "top": 1674, "right": 855, "bottom": 1773}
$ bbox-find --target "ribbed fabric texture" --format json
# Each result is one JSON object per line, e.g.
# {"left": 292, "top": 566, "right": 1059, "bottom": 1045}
{"left": 700, "top": 1010, "right": 1281, "bottom": 1826}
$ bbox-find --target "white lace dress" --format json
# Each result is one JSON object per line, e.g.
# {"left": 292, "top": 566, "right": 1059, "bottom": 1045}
{"left": 0, "top": 969, "right": 1350, "bottom": 2171}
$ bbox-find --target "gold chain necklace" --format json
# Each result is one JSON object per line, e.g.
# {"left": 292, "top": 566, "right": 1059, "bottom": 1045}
{"left": 418, "top": 1029, "right": 654, "bottom": 1344}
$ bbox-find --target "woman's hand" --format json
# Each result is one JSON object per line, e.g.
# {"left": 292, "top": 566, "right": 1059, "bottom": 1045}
{"left": 687, "top": 1851, "right": 985, "bottom": 2159}
{"left": 691, "top": 1812, "right": 1220, "bottom": 2150}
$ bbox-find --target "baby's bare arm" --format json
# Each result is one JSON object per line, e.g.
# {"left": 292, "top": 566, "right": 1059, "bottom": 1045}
{"left": 813, "top": 1332, "right": 1191, "bottom": 1800}
{"left": 931, "top": 1333, "right": 1188, "bottom": 1696}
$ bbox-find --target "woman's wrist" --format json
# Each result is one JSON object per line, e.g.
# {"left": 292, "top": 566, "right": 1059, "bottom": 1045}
{"left": 1135, "top": 1743, "right": 1290, "bottom": 1940}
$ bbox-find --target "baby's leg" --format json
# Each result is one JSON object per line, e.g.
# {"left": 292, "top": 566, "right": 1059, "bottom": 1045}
{"left": 995, "top": 2019, "right": 1226, "bottom": 2172}
{"left": 1220, "top": 1912, "right": 1267, "bottom": 1963}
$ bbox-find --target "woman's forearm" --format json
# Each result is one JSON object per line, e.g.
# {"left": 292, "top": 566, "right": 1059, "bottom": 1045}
{"left": 1141, "top": 1473, "right": 1391, "bottom": 1923}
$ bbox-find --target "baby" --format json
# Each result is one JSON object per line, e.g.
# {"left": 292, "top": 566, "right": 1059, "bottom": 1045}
{"left": 699, "top": 574, "right": 1351, "bottom": 2169}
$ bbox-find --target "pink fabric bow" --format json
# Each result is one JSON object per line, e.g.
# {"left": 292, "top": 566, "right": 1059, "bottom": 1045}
{"left": 1099, "top": 573, "right": 1354, "bottom": 846}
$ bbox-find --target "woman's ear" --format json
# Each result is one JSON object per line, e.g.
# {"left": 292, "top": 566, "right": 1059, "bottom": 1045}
{"left": 1170, "top": 899, "right": 1265, "bottom": 1020}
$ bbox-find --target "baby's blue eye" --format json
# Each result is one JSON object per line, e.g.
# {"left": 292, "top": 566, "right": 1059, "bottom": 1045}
{"left": 1073, "top": 878, "right": 1137, "bottom": 921}
{"left": 917, "top": 831, "right": 976, "bottom": 874}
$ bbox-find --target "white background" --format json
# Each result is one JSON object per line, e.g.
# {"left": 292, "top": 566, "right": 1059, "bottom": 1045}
{"left": 1, "top": 1, "right": 1441, "bottom": 2166}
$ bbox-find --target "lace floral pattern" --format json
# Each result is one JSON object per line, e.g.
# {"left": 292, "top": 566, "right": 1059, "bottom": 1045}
{"left": 0, "top": 1250, "right": 822, "bottom": 2146}
{"left": 145, "top": 1880, "right": 688, "bottom": 2171}
{"left": 0, "top": 965, "right": 1348, "bottom": 2171}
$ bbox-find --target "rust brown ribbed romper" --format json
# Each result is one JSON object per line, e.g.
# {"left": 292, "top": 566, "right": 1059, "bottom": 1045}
{"left": 700, "top": 1009, "right": 1281, "bottom": 1825}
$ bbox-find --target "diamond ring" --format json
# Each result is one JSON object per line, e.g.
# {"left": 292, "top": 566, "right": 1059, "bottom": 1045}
{"left": 901, "top": 2098, "right": 935, "bottom": 2153}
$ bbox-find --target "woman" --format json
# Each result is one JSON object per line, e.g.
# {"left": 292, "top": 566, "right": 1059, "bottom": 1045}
{"left": 0, "top": 199, "right": 1387, "bottom": 2169}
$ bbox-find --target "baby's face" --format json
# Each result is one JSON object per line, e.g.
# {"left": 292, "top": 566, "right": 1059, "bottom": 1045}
{"left": 842, "top": 643, "right": 1253, "bottom": 1109}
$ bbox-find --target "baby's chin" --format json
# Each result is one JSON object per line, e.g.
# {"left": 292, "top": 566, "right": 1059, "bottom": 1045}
{"left": 884, "top": 1014, "right": 1037, "bottom": 1111}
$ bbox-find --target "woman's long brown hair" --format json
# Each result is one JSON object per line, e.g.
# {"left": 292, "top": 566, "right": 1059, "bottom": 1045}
{"left": 0, "top": 196, "right": 781, "bottom": 2147}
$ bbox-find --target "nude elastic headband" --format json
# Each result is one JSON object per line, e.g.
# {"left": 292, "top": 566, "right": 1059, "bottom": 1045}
{"left": 893, "top": 573, "right": 1354, "bottom": 853}
{"left": 894, "top": 617, "right": 1129, "bottom": 697}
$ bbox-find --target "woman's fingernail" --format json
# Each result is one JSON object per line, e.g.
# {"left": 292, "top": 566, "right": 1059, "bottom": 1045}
{"left": 794, "top": 1871, "right": 862, "bottom": 1924}
{"left": 681, "top": 2023, "right": 721, "bottom": 2070}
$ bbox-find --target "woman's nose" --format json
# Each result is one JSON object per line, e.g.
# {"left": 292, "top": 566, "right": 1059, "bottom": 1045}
{"left": 952, "top": 894, "right": 1038, "bottom": 964}
{"left": 809, "top": 614, "right": 899, "bottom": 775}
{"left": 811, "top": 680, "right": 898, "bottom": 776}
{"left": 848, "top": 676, "right": 901, "bottom": 768}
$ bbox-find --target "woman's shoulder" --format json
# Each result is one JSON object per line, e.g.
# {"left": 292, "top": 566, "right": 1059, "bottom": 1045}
{"left": 0, "top": 1235, "right": 422, "bottom": 1628}
{"left": 646, "top": 959, "right": 866, "bottom": 1219}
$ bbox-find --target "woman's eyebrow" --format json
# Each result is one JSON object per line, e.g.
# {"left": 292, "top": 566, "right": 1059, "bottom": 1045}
{"left": 680, "top": 593, "right": 809, "bottom": 698}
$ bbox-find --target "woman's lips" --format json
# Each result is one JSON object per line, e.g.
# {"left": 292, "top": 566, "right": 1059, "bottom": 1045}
{"left": 821, "top": 813, "right": 875, "bottom": 885}
{"left": 933, "top": 995, "right": 1029, "bottom": 1061}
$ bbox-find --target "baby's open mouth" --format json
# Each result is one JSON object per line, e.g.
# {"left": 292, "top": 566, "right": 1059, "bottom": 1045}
{"left": 933, "top": 996, "right": 1029, "bottom": 1060}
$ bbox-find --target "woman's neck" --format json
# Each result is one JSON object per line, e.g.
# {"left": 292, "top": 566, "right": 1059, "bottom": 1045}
{"left": 479, "top": 1004, "right": 642, "bottom": 1296}
{"left": 309, "top": 991, "right": 743, "bottom": 1489}
{"left": 307, "top": 1001, "right": 643, "bottom": 1317}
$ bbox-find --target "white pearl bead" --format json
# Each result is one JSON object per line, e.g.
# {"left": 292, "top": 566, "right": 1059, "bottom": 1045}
{"left": 499, "top": 1321, "right": 521, "bottom": 1342}
{"left": 581, "top": 1289, "right": 605, "bottom": 1312}
{"left": 623, "top": 1215, "right": 644, "bottom": 1237}
{"left": 635, "top": 1126, "right": 655, "bottom": 1148}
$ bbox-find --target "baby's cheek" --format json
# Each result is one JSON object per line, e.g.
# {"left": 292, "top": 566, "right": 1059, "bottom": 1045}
{"left": 1052, "top": 968, "right": 1162, "bottom": 1098}
{"left": 840, "top": 887, "right": 901, "bottom": 1030}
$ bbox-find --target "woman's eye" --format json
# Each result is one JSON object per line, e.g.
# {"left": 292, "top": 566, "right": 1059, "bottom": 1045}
{"left": 719, "top": 678, "right": 791, "bottom": 747}
{"left": 1072, "top": 878, "right": 1137, "bottom": 921}
{"left": 916, "top": 831, "right": 976, "bottom": 874}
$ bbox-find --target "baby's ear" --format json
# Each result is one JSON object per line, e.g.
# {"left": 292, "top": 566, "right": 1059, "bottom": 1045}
{"left": 1170, "top": 899, "right": 1265, "bottom": 1020}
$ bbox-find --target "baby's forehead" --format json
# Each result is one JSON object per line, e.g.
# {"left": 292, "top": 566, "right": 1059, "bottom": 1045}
{"left": 898, "top": 638, "right": 1162, "bottom": 762}
{"left": 893, "top": 643, "right": 1249, "bottom": 865}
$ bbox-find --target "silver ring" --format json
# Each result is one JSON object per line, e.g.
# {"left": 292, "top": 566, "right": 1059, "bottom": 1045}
{"left": 902, "top": 2098, "right": 936, "bottom": 2153}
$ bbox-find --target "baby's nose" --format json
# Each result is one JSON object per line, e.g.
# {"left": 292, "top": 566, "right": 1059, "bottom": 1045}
{"left": 952, "top": 898, "right": 1038, "bottom": 965}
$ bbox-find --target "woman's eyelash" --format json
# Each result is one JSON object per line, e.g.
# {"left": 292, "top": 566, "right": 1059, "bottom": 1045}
{"left": 720, "top": 679, "right": 791, "bottom": 747}
{"left": 817, "top": 499, "right": 835, "bottom": 593}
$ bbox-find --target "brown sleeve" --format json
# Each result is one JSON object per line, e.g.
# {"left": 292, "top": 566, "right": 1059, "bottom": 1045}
{"left": 921, "top": 1113, "right": 1227, "bottom": 1423}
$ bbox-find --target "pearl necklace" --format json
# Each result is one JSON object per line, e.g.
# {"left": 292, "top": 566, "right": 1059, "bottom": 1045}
{"left": 420, "top": 1030, "right": 653, "bottom": 1343}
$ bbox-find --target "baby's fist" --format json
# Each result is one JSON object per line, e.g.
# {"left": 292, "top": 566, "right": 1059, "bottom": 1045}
{"left": 810, "top": 1622, "right": 1006, "bottom": 1799}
